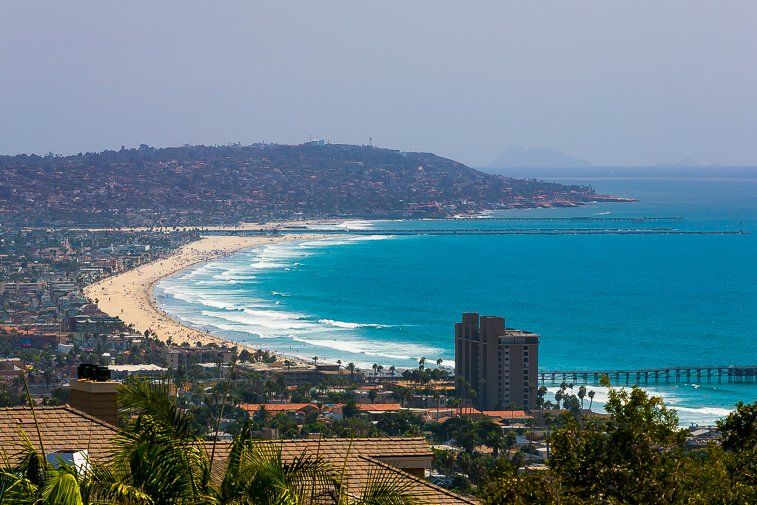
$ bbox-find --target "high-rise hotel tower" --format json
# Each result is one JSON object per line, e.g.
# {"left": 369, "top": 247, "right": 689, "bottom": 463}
{"left": 454, "top": 313, "right": 539, "bottom": 411}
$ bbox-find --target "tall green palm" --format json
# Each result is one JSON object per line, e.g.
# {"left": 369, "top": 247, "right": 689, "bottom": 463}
{"left": 536, "top": 385, "right": 547, "bottom": 424}
{"left": 554, "top": 389, "right": 564, "bottom": 410}
{"left": 417, "top": 357, "right": 426, "bottom": 371}
{"left": 219, "top": 420, "right": 340, "bottom": 504}
{"left": 578, "top": 385, "right": 587, "bottom": 409}
{"left": 115, "top": 379, "right": 214, "bottom": 503}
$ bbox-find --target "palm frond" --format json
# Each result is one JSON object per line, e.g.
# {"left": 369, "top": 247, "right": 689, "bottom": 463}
{"left": 41, "top": 469, "right": 84, "bottom": 505}
{"left": 80, "top": 459, "right": 154, "bottom": 505}
{"left": 14, "top": 433, "right": 46, "bottom": 487}
{"left": 117, "top": 380, "right": 196, "bottom": 440}
{"left": 219, "top": 417, "right": 254, "bottom": 503}
{"left": 353, "top": 466, "right": 416, "bottom": 505}
{"left": 123, "top": 437, "right": 203, "bottom": 503}
{"left": 0, "top": 470, "right": 39, "bottom": 505}
{"left": 91, "top": 483, "right": 155, "bottom": 505}
{"left": 231, "top": 443, "right": 341, "bottom": 505}
{"left": 114, "top": 379, "right": 214, "bottom": 502}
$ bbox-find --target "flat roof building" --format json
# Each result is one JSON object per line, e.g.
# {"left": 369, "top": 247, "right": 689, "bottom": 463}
{"left": 454, "top": 312, "right": 539, "bottom": 411}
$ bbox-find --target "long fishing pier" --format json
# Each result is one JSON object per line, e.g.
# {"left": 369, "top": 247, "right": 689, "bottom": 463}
{"left": 206, "top": 228, "right": 747, "bottom": 236}
{"left": 451, "top": 216, "right": 684, "bottom": 223}
{"left": 539, "top": 365, "right": 757, "bottom": 386}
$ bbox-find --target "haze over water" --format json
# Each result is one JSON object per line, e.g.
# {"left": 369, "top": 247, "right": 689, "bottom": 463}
{"left": 156, "top": 167, "right": 757, "bottom": 424}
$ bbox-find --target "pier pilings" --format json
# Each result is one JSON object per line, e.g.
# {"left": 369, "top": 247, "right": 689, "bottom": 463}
{"left": 538, "top": 365, "right": 756, "bottom": 386}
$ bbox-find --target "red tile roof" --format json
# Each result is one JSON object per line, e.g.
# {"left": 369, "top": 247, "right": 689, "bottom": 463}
{"left": 208, "top": 436, "right": 432, "bottom": 462}
{"left": 239, "top": 403, "right": 316, "bottom": 412}
{"left": 481, "top": 410, "right": 533, "bottom": 419}
{"left": 356, "top": 403, "right": 402, "bottom": 412}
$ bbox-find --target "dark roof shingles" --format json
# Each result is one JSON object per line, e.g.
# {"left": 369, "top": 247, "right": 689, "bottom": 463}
{"left": 0, "top": 405, "right": 117, "bottom": 464}
{"left": 0, "top": 409, "right": 473, "bottom": 504}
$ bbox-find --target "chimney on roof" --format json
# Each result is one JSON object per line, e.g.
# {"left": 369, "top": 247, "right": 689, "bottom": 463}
{"left": 250, "top": 427, "right": 279, "bottom": 440}
{"left": 69, "top": 364, "right": 119, "bottom": 425}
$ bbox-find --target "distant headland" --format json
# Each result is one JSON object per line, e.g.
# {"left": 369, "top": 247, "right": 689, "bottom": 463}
{"left": 0, "top": 142, "right": 633, "bottom": 227}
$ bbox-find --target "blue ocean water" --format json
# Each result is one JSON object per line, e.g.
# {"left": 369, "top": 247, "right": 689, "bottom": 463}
{"left": 155, "top": 168, "right": 757, "bottom": 424}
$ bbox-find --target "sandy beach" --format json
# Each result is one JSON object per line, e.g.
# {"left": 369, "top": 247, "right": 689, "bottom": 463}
{"left": 84, "top": 233, "right": 315, "bottom": 348}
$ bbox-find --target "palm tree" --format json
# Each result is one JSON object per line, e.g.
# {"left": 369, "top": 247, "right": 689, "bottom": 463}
{"left": 465, "top": 382, "right": 478, "bottom": 416}
{"left": 312, "top": 356, "right": 319, "bottom": 367}
{"left": 588, "top": 390, "right": 596, "bottom": 411}
{"left": 555, "top": 389, "right": 564, "bottom": 410}
{"left": 347, "top": 362, "right": 356, "bottom": 379}
{"left": 436, "top": 358, "right": 443, "bottom": 368}
{"left": 392, "top": 387, "right": 412, "bottom": 408}
{"left": 388, "top": 365, "right": 396, "bottom": 377}
{"left": 455, "top": 376, "right": 477, "bottom": 415}
{"left": 433, "top": 390, "right": 441, "bottom": 421}
{"left": 264, "top": 380, "right": 277, "bottom": 402}
{"left": 42, "top": 369, "right": 54, "bottom": 393}
{"left": 417, "top": 357, "right": 426, "bottom": 371}
{"left": 578, "top": 385, "right": 587, "bottom": 409}
{"left": 447, "top": 397, "right": 462, "bottom": 415}
{"left": 218, "top": 419, "right": 340, "bottom": 504}
{"left": 477, "top": 420, "right": 505, "bottom": 459}
{"left": 544, "top": 412, "right": 555, "bottom": 460}
{"left": 537, "top": 385, "right": 548, "bottom": 424}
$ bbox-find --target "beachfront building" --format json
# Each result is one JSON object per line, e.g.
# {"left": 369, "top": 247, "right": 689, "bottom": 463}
{"left": 162, "top": 345, "right": 234, "bottom": 369}
{"left": 454, "top": 313, "right": 539, "bottom": 411}
{"left": 238, "top": 361, "right": 364, "bottom": 386}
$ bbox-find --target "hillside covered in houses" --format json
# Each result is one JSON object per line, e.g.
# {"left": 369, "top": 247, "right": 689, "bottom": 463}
{"left": 0, "top": 143, "right": 615, "bottom": 227}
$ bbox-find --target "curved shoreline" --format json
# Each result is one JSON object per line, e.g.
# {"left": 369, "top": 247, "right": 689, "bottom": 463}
{"left": 84, "top": 233, "right": 319, "bottom": 349}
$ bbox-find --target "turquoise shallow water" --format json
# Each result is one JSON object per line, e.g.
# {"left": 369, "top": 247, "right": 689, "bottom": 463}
{"left": 156, "top": 168, "right": 757, "bottom": 424}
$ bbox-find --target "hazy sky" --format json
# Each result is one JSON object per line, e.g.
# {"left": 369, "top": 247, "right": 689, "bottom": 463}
{"left": 2, "top": 1, "right": 756, "bottom": 166}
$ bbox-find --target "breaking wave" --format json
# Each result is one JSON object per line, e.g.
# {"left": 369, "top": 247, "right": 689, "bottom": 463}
{"left": 318, "top": 319, "right": 392, "bottom": 329}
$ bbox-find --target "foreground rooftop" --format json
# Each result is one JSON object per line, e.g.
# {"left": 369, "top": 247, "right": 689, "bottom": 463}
{"left": 0, "top": 405, "right": 476, "bottom": 504}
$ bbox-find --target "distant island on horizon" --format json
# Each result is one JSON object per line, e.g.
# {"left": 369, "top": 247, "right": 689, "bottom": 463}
{"left": 0, "top": 142, "right": 632, "bottom": 227}
{"left": 488, "top": 145, "right": 757, "bottom": 170}
{"left": 490, "top": 146, "right": 592, "bottom": 169}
